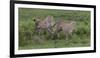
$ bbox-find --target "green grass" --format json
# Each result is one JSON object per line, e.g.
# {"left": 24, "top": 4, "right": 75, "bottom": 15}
{"left": 18, "top": 8, "right": 91, "bottom": 50}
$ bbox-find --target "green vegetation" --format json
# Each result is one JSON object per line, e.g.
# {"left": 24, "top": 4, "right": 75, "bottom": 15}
{"left": 18, "top": 8, "right": 90, "bottom": 50}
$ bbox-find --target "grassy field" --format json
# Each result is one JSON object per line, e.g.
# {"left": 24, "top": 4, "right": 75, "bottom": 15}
{"left": 18, "top": 8, "right": 91, "bottom": 50}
